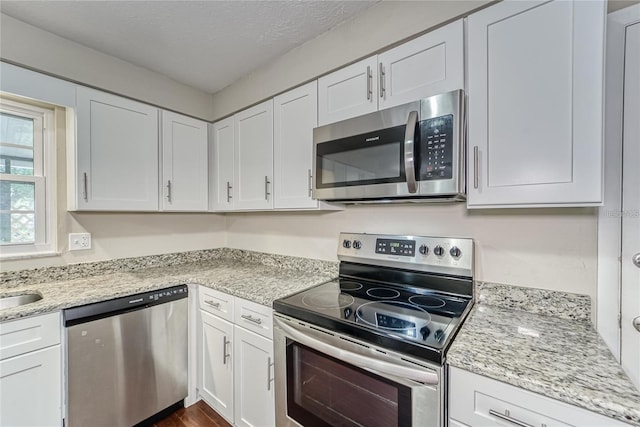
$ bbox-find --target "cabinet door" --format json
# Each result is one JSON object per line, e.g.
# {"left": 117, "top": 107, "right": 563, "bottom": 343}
{"left": 161, "top": 111, "right": 208, "bottom": 211}
{"left": 199, "top": 310, "right": 234, "bottom": 424}
{"left": 274, "top": 81, "right": 318, "bottom": 209}
{"left": 318, "top": 56, "right": 378, "bottom": 126}
{"left": 210, "top": 117, "right": 235, "bottom": 211}
{"left": 467, "top": 0, "right": 605, "bottom": 208}
{"left": 0, "top": 345, "right": 61, "bottom": 427}
{"left": 234, "top": 100, "right": 274, "bottom": 210}
{"left": 233, "top": 326, "right": 275, "bottom": 427}
{"left": 378, "top": 20, "right": 464, "bottom": 110}
{"left": 76, "top": 87, "right": 159, "bottom": 210}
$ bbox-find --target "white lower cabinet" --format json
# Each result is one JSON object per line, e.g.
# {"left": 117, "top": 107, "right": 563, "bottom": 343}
{"left": 233, "top": 325, "right": 275, "bottom": 427}
{"left": 0, "top": 312, "right": 62, "bottom": 427}
{"left": 199, "top": 310, "right": 234, "bottom": 423}
{"left": 197, "top": 286, "right": 275, "bottom": 427}
{"left": 448, "top": 366, "right": 630, "bottom": 426}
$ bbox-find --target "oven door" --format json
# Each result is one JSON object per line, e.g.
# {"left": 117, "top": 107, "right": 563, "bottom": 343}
{"left": 273, "top": 314, "right": 443, "bottom": 427}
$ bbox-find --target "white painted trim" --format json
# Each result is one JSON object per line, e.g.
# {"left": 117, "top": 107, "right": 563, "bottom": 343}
{"left": 0, "top": 62, "right": 76, "bottom": 107}
{"left": 597, "top": 3, "right": 640, "bottom": 361}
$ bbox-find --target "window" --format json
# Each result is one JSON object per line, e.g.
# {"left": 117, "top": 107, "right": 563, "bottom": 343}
{"left": 0, "top": 98, "right": 56, "bottom": 258}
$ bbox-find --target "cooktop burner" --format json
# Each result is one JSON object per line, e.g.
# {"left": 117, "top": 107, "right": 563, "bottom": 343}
{"left": 273, "top": 232, "right": 474, "bottom": 364}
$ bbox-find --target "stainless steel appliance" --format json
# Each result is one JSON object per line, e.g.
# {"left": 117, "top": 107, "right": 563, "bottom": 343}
{"left": 313, "top": 90, "right": 465, "bottom": 202}
{"left": 273, "top": 233, "right": 474, "bottom": 427}
{"left": 64, "top": 285, "right": 188, "bottom": 427}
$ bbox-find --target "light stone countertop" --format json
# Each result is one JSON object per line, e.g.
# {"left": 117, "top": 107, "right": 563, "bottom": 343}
{"left": 0, "top": 252, "right": 338, "bottom": 322}
{"left": 448, "top": 303, "right": 640, "bottom": 426}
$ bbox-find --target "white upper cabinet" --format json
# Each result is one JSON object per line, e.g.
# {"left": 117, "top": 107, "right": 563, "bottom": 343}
{"left": 274, "top": 81, "right": 319, "bottom": 209}
{"left": 161, "top": 111, "right": 208, "bottom": 211}
{"left": 467, "top": 0, "right": 605, "bottom": 208}
{"left": 318, "top": 56, "right": 378, "bottom": 126}
{"left": 210, "top": 118, "right": 235, "bottom": 211}
{"left": 318, "top": 20, "right": 464, "bottom": 126}
{"left": 75, "top": 87, "right": 159, "bottom": 211}
{"left": 234, "top": 100, "right": 274, "bottom": 210}
{"left": 378, "top": 19, "right": 464, "bottom": 110}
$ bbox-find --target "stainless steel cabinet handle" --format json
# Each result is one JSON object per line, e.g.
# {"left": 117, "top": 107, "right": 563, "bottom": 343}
{"left": 473, "top": 146, "right": 479, "bottom": 189}
{"left": 241, "top": 314, "right": 262, "bottom": 325}
{"left": 366, "top": 66, "right": 372, "bottom": 101}
{"left": 204, "top": 300, "right": 220, "bottom": 309}
{"left": 166, "top": 180, "right": 172, "bottom": 203}
{"left": 379, "top": 63, "right": 386, "bottom": 98}
{"left": 633, "top": 316, "right": 640, "bottom": 333}
{"left": 308, "top": 169, "right": 313, "bottom": 197}
{"left": 488, "top": 409, "right": 533, "bottom": 427}
{"left": 265, "top": 176, "right": 271, "bottom": 200}
{"left": 633, "top": 253, "right": 640, "bottom": 268}
{"left": 267, "top": 356, "right": 274, "bottom": 391}
{"left": 403, "top": 111, "right": 419, "bottom": 194}
{"left": 83, "top": 172, "right": 88, "bottom": 202}
{"left": 222, "top": 336, "right": 230, "bottom": 365}
{"left": 226, "top": 181, "right": 232, "bottom": 202}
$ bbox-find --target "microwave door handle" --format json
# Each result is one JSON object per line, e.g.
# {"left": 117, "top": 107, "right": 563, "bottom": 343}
{"left": 274, "top": 316, "right": 438, "bottom": 385}
{"left": 404, "top": 110, "right": 419, "bottom": 193}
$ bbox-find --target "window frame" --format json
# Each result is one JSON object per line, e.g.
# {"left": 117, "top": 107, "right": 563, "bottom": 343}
{"left": 0, "top": 97, "right": 56, "bottom": 258}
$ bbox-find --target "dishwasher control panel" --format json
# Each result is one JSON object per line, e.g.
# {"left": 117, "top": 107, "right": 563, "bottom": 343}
{"left": 63, "top": 284, "right": 188, "bottom": 327}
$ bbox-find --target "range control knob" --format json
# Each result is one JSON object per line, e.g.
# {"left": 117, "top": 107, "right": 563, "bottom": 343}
{"left": 419, "top": 244, "right": 429, "bottom": 255}
{"left": 434, "top": 329, "right": 445, "bottom": 342}
{"left": 433, "top": 245, "right": 444, "bottom": 257}
{"left": 420, "top": 326, "right": 431, "bottom": 341}
{"left": 353, "top": 240, "right": 362, "bottom": 250}
{"left": 342, "top": 239, "right": 351, "bottom": 249}
{"left": 450, "top": 246, "right": 462, "bottom": 258}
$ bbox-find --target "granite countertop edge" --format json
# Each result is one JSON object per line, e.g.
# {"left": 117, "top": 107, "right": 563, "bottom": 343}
{"left": 447, "top": 304, "right": 640, "bottom": 426}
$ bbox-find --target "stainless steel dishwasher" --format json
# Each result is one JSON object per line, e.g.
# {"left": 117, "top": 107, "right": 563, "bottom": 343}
{"left": 64, "top": 284, "right": 188, "bottom": 427}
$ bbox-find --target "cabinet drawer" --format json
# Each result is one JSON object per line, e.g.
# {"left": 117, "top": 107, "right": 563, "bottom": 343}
{"left": 234, "top": 297, "right": 273, "bottom": 340}
{"left": 199, "top": 287, "right": 234, "bottom": 321}
{"left": 449, "top": 366, "right": 629, "bottom": 426}
{"left": 0, "top": 312, "right": 61, "bottom": 360}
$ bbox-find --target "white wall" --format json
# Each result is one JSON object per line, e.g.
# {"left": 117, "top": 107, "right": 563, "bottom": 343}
{"left": 226, "top": 205, "right": 598, "bottom": 298}
{"left": 0, "top": 13, "right": 213, "bottom": 120}
{"left": 210, "top": 0, "right": 492, "bottom": 120}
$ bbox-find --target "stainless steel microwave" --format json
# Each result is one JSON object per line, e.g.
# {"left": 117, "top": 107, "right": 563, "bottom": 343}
{"left": 313, "top": 90, "right": 465, "bottom": 202}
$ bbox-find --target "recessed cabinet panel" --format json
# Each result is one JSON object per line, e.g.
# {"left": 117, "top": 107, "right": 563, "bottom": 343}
{"left": 161, "top": 111, "right": 208, "bottom": 211}
{"left": 486, "top": 1, "right": 572, "bottom": 187}
{"left": 379, "top": 20, "right": 464, "bottom": 110}
{"left": 233, "top": 326, "right": 275, "bottom": 427}
{"left": 318, "top": 56, "right": 378, "bottom": 126}
{"left": 199, "top": 310, "right": 234, "bottom": 423}
{"left": 274, "top": 82, "right": 318, "bottom": 209}
{"left": 210, "top": 118, "right": 235, "bottom": 211}
{"left": 0, "top": 346, "right": 62, "bottom": 427}
{"left": 467, "top": 0, "right": 605, "bottom": 207}
{"left": 234, "top": 100, "right": 274, "bottom": 210}
{"left": 76, "top": 87, "right": 159, "bottom": 211}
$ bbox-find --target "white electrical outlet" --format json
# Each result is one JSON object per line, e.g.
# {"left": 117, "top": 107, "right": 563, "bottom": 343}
{"left": 69, "top": 233, "right": 92, "bottom": 251}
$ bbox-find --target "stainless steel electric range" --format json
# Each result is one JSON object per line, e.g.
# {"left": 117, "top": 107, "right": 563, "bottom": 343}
{"left": 273, "top": 232, "right": 474, "bottom": 427}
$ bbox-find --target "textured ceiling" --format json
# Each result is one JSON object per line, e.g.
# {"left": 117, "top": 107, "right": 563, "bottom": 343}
{"left": 0, "top": 1, "right": 376, "bottom": 94}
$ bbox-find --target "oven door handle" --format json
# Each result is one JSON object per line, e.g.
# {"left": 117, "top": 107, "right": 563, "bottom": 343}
{"left": 404, "top": 110, "right": 419, "bottom": 194}
{"left": 275, "top": 317, "right": 438, "bottom": 385}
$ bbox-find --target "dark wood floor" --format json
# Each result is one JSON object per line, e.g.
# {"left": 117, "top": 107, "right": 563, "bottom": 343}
{"left": 154, "top": 401, "right": 232, "bottom": 427}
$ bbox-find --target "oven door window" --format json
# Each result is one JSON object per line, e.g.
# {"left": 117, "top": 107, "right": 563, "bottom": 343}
{"left": 315, "top": 124, "right": 407, "bottom": 189}
{"left": 286, "top": 341, "right": 411, "bottom": 427}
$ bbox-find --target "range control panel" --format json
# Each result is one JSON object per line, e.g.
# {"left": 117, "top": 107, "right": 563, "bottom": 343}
{"left": 338, "top": 232, "right": 473, "bottom": 277}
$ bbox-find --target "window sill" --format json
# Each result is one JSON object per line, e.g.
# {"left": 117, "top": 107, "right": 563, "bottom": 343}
{"left": 0, "top": 251, "right": 62, "bottom": 261}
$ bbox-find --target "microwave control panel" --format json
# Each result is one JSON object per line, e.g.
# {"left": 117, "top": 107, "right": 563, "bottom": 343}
{"left": 418, "top": 114, "right": 453, "bottom": 180}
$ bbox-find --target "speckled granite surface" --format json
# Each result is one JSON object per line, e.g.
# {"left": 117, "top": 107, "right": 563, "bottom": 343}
{"left": 0, "top": 249, "right": 338, "bottom": 322}
{"left": 476, "top": 281, "right": 591, "bottom": 322}
{"left": 448, "top": 304, "right": 640, "bottom": 426}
